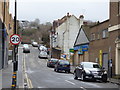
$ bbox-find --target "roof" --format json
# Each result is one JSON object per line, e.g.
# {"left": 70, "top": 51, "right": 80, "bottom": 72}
{"left": 53, "top": 13, "right": 82, "bottom": 29}
{"left": 90, "top": 19, "right": 109, "bottom": 28}
{"left": 74, "top": 25, "right": 91, "bottom": 46}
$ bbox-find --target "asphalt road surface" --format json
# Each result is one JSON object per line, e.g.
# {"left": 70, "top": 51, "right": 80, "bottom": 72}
{"left": 18, "top": 45, "right": 120, "bottom": 90}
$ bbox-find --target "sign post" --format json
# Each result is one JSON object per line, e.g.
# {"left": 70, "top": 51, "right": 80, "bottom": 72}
{"left": 10, "top": 34, "right": 21, "bottom": 45}
{"left": 10, "top": 34, "right": 21, "bottom": 88}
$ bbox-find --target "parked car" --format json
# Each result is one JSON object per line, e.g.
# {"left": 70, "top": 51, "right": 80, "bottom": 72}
{"left": 54, "top": 60, "right": 70, "bottom": 73}
{"left": 47, "top": 58, "right": 58, "bottom": 67}
{"left": 23, "top": 44, "right": 30, "bottom": 53}
{"left": 38, "top": 51, "right": 48, "bottom": 59}
{"left": 32, "top": 42, "right": 38, "bottom": 47}
{"left": 38, "top": 45, "right": 47, "bottom": 51}
{"left": 74, "top": 62, "right": 107, "bottom": 82}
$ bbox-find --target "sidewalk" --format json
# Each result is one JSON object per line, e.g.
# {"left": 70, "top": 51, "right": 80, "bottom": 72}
{"left": 70, "top": 65, "right": 120, "bottom": 85}
{"left": 2, "top": 60, "right": 13, "bottom": 88}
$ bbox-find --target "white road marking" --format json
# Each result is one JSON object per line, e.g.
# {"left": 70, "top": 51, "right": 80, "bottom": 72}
{"left": 81, "top": 81, "right": 101, "bottom": 88}
{"left": 23, "top": 54, "right": 33, "bottom": 88}
{"left": 80, "top": 87, "right": 87, "bottom": 90}
{"left": 65, "top": 80, "right": 75, "bottom": 85}
{"left": 38, "top": 86, "right": 46, "bottom": 88}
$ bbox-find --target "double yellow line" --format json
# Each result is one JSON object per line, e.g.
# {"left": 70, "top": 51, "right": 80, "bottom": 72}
{"left": 23, "top": 54, "right": 33, "bottom": 88}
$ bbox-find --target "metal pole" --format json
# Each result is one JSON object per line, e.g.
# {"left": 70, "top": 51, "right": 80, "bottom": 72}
{"left": 12, "top": 0, "right": 18, "bottom": 88}
{"left": 2, "top": 0, "right": 6, "bottom": 68}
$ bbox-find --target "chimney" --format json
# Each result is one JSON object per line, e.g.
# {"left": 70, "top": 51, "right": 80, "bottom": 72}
{"left": 79, "top": 15, "right": 84, "bottom": 27}
{"left": 67, "top": 12, "right": 70, "bottom": 16}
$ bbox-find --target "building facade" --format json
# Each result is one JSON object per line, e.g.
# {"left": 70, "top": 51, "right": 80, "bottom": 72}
{"left": 89, "top": 19, "right": 110, "bottom": 73}
{"left": 73, "top": 25, "right": 90, "bottom": 65}
{"left": 0, "top": 0, "right": 14, "bottom": 69}
{"left": 108, "top": 0, "right": 120, "bottom": 75}
{"left": 89, "top": 0, "right": 120, "bottom": 76}
{"left": 51, "top": 13, "right": 84, "bottom": 59}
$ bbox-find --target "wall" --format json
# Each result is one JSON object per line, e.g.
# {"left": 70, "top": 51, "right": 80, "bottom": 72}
{"left": 0, "top": 19, "right": 2, "bottom": 69}
{"left": 89, "top": 20, "right": 110, "bottom": 68}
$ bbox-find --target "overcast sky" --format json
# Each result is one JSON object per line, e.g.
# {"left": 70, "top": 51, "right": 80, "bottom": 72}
{"left": 9, "top": 0, "right": 109, "bottom": 23}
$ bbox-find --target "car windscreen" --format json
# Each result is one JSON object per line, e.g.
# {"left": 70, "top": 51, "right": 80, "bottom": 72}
{"left": 59, "top": 61, "right": 70, "bottom": 65}
{"left": 51, "top": 59, "right": 58, "bottom": 62}
{"left": 84, "top": 63, "right": 100, "bottom": 68}
{"left": 24, "top": 44, "right": 29, "bottom": 48}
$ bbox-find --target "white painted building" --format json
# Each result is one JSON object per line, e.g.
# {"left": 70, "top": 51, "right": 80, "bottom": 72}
{"left": 53, "top": 13, "right": 84, "bottom": 55}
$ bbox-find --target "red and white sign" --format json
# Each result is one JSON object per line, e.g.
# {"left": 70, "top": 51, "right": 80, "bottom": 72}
{"left": 10, "top": 34, "right": 21, "bottom": 45}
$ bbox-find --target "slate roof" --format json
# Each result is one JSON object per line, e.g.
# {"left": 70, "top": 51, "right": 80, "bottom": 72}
{"left": 74, "top": 25, "right": 91, "bottom": 46}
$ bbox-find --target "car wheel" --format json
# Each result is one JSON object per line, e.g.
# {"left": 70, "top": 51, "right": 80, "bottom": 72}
{"left": 102, "top": 76, "right": 107, "bottom": 82}
{"left": 68, "top": 70, "right": 70, "bottom": 73}
{"left": 81, "top": 73, "right": 85, "bottom": 81}
{"left": 74, "top": 72, "right": 78, "bottom": 80}
{"left": 47, "top": 64, "right": 49, "bottom": 67}
{"left": 56, "top": 68, "right": 59, "bottom": 72}
{"left": 54, "top": 68, "right": 56, "bottom": 72}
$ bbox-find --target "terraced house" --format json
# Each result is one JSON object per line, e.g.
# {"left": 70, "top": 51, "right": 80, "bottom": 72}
{"left": 0, "top": 0, "right": 14, "bottom": 69}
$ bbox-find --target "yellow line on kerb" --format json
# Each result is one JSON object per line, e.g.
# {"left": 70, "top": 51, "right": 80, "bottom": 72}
{"left": 24, "top": 54, "right": 33, "bottom": 88}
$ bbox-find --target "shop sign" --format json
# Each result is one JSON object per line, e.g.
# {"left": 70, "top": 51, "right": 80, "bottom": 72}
{"left": 82, "top": 45, "right": 89, "bottom": 51}
{"left": 74, "top": 46, "right": 80, "bottom": 50}
{"left": 78, "top": 46, "right": 83, "bottom": 54}
{"left": 69, "top": 48, "right": 74, "bottom": 53}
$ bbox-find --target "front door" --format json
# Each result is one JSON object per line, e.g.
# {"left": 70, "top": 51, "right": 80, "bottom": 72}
{"left": 103, "top": 53, "right": 108, "bottom": 71}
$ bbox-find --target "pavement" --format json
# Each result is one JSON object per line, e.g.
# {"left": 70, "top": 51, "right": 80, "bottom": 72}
{"left": 2, "top": 59, "right": 24, "bottom": 89}
{"left": 2, "top": 60, "right": 13, "bottom": 88}
{"left": 70, "top": 65, "right": 120, "bottom": 86}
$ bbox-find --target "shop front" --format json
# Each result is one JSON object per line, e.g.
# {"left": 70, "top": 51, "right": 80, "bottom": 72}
{"left": 74, "top": 44, "right": 89, "bottom": 65}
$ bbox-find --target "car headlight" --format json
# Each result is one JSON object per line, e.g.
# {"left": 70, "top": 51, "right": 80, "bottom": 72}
{"left": 104, "top": 71, "right": 107, "bottom": 74}
{"left": 85, "top": 70, "right": 91, "bottom": 74}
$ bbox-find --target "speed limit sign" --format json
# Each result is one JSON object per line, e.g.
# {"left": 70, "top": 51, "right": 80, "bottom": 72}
{"left": 10, "top": 34, "right": 21, "bottom": 45}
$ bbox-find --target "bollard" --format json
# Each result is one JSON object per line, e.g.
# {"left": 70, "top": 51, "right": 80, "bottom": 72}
{"left": 11, "top": 72, "right": 17, "bottom": 88}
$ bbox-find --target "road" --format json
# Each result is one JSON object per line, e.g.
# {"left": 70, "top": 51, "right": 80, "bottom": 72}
{"left": 18, "top": 45, "right": 120, "bottom": 89}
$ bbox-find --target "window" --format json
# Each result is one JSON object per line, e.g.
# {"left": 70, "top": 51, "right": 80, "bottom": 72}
{"left": 97, "top": 32, "right": 100, "bottom": 40}
{"left": 9, "top": 24, "right": 11, "bottom": 30}
{"left": 102, "top": 29, "right": 109, "bottom": 38}
{"left": 91, "top": 33, "right": 95, "bottom": 41}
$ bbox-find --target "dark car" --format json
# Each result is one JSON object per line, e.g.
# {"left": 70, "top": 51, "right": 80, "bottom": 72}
{"left": 47, "top": 58, "right": 58, "bottom": 67}
{"left": 54, "top": 60, "right": 70, "bottom": 73}
{"left": 74, "top": 62, "right": 107, "bottom": 82}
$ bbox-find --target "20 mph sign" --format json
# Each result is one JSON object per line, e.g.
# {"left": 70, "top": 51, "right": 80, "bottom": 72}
{"left": 10, "top": 34, "right": 21, "bottom": 45}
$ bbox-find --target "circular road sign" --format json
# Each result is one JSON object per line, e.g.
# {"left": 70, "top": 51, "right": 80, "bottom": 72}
{"left": 10, "top": 34, "right": 21, "bottom": 45}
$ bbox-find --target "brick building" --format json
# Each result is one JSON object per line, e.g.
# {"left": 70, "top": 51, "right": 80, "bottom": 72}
{"left": 0, "top": 0, "right": 14, "bottom": 69}
{"left": 89, "top": 0, "right": 120, "bottom": 76}
{"left": 109, "top": 0, "right": 120, "bottom": 76}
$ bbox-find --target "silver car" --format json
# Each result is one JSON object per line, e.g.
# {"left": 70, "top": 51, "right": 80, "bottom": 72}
{"left": 32, "top": 42, "right": 38, "bottom": 47}
{"left": 23, "top": 44, "right": 30, "bottom": 53}
{"left": 74, "top": 62, "right": 107, "bottom": 82}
